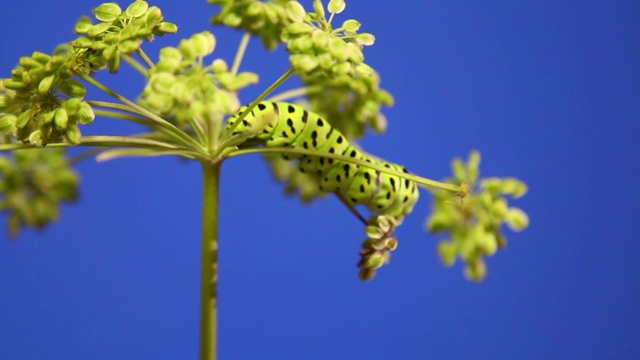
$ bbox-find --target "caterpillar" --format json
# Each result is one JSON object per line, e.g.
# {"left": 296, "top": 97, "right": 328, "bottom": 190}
{"left": 226, "top": 101, "right": 419, "bottom": 221}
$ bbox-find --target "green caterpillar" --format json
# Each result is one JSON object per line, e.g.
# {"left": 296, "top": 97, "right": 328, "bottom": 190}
{"left": 227, "top": 101, "right": 419, "bottom": 220}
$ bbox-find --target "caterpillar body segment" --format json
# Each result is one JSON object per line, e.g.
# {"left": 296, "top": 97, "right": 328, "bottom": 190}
{"left": 226, "top": 101, "right": 419, "bottom": 220}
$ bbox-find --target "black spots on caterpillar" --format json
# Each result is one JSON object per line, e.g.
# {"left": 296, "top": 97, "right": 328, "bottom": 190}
{"left": 286, "top": 118, "right": 296, "bottom": 135}
{"left": 227, "top": 101, "right": 420, "bottom": 219}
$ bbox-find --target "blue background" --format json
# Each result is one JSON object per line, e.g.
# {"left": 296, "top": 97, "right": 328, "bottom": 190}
{"left": 1, "top": 1, "right": 638, "bottom": 359}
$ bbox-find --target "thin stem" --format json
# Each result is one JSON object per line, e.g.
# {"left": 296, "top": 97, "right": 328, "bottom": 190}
{"left": 200, "top": 161, "right": 221, "bottom": 360}
{"left": 335, "top": 192, "right": 368, "bottom": 225}
{"left": 221, "top": 68, "right": 295, "bottom": 145}
{"left": 226, "top": 147, "right": 463, "bottom": 193}
{"left": 0, "top": 135, "right": 182, "bottom": 152}
{"left": 266, "top": 86, "right": 314, "bottom": 103}
{"left": 231, "top": 33, "right": 251, "bottom": 75}
{"left": 121, "top": 54, "right": 149, "bottom": 77}
{"left": 136, "top": 48, "right": 155, "bottom": 68}
{"left": 79, "top": 74, "right": 204, "bottom": 151}
{"left": 93, "top": 108, "right": 158, "bottom": 128}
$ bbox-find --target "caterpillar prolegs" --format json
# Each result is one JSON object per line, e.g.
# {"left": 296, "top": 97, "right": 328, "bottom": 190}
{"left": 226, "top": 101, "right": 420, "bottom": 221}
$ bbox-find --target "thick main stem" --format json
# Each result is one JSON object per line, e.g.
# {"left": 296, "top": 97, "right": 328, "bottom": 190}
{"left": 200, "top": 161, "right": 221, "bottom": 360}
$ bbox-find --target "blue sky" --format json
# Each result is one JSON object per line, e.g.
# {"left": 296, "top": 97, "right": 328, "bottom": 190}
{"left": 1, "top": 1, "right": 638, "bottom": 359}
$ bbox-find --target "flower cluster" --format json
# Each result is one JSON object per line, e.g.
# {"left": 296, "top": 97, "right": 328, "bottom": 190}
{"left": 0, "top": 50, "right": 94, "bottom": 145}
{"left": 72, "top": 0, "right": 177, "bottom": 73}
{"left": 358, "top": 215, "right": 400, "bottom": 281}
{"left": 139, "top": 31, "right": 258, "bottom": 129}
{"left": 427, "top": 151, "right": 529, "bottom": 281}
{"left": 209, "top": 0, "right": 292, "bottom": 50}
{"left": 0, "top": 138, "right": 79, "bottom": 238}
{"left": 283, "top": 0, "right": 393, "bottom": 138}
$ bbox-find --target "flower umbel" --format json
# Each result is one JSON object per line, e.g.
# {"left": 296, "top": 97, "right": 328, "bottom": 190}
{"left": 427, "top": 150, "right": 529, "bottom": 281}
{"left": 0, "top": 138, "right": 79, "bottom": 238}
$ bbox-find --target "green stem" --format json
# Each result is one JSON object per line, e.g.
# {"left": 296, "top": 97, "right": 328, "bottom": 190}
{"left": 136, "top": 48, "right": 155, "bottom": 68}
{"left": 266, "top": 86, "right": 317, "bottom": 103}
{"left": 79, "top": 74, "right": 204, "bottom": 151}
{"left": 231, "top": 32, "right": 251, "bottom": 75}
{"left": 121, "top": 54, "right": 149, "bottom": 77}
{"left": 226, "top": 147, "right": 463, "bottom": 193}
{"left": 0, "top": 135, "right": 183, "bottom": 152}
{"left": 93, "top": 108, "right": 158, "bottom": 128}
{"left": 200, "top": 161, "right": 221, "bottom": 360}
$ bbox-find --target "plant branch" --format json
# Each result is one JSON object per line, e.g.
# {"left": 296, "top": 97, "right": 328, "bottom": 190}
{"left": 136, "top": 48, "right": 155, "bottom": 68}
{"left": 121, "top": 54, "right": 149, "bottom": 77}
{"left": 78, "top": 73, "right": 205, "bottom": 151}
{"left": 226, "top": 147, "right": 463, "bottom": 193}
{"left": 231, "top": 32, "right": 251, "bottom": 75}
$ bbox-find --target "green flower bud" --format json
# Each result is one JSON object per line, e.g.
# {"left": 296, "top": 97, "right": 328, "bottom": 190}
{"left": 54, "top": 108, "right": 69, "bottom": 130}
{"left": 385, "top": 237, "right": 398, "bottom": 251}
{"left": 438, "top": 241, "right": 457, "bottom": 266}
{"left": 125, "top": 0, "right": 149, "bottom": 18}
{"left": 15, "top": 109, "right": 34, "bottom": 129}
{"left": 345, "top": 42, "right": 364, "bottom": 63}
{"left": 328, "top": 0, "right": 346, "bottom": 14}
{"left": 77, "top": 101, "right": 95, "bottom": 125}
{"left": 192, "top": 31, "right": 216, "bottom": 56}
{"left": 88, "top": 22, "right": 113, "bottom": 37}
{"left": 286, "top": 1, "right": 307, "bottom": 22}
{"left": 0, "top": 94, "right": 12, "bottom": 108}
{"left": 65, "top": 124, "right": 82, "bottom": 144}
{"left": 155, "top": 22, "right": 178, "bottom": 35}
{"left": 107, "top": 50, "right": 121, "bottom": 73}
{"left": 72, "top": 36, "right": 93, "bottom": 49}
{"left": 317, "top": 53, "right": 334, "bottom": 69}
{"left": 32, "top": 51, "right": 52, "bottom": 64}
{"left": 286, "top": 22, "right": 315, "bottom": 35}
{"left": 452, "top": 158, "right": 466, "bottom": 181}
{"left": 211, "top": 59, "right": 228, "bottom": 73}
{"left": 120, "top": 40, "right": 142, "bottom": 54}
{"left": 365, "top": 225, "right": 382, "bottom": 240}
{"left": 332, "top": 62, "right": 353, "bottom": 76}
{"left": 37, "top": 75, "right": 56, "bottom": 95}
{"left": 60, "top": 80, "right": 87, "bottom": 97}
{"left": 41, "top": 110, "right": 56, "bottom": 125}
{"left": 178, "top": 38, "right": 198, "bottom": 60}
{"left": 464, "top": 259, "right": 487, "bottom": 281}
{"left": 145, "top": 6, "right": 162, "bottom": 25}
{"left": 505, "top": 207, "right": 529, "bottom": 231}
{"left": 28, "top": 130, "right": 44, "bottom": 146}
{"left": 0, "top": 114, "right": 16, "bottom": 134}
{"left": 365, "top": 252, "right": 385, "bottom": 269}
{"left": 19, "top": 56, "right": 43, "bottom": 70}
{"left": 74, "top": 16, "right": 93, "bottom": 34}
{"left": 467, "top": 150, "right": 481, "bottom": 182}
{"left": 501, "top": 177, "right": 528, "bottom": 198}
{"left": 358, "top": 268, "right": 376, "bottom": 281}
{"left": 94, "top": 2, "right": 122, "bottom": 22}
{"left": 2, "top": 79, "right": 28, "bottom": 90}
{"left": 490, "top": 198, "right": 508, "bottom": 219}
{"left": 370, "top": 239, "right": 387, "bottom": 251}
{"left": 342, "top": 19, "right": 361, "bottom": 32}
{"left": 481, "top": 233, "right": 498, "bottom": 256}
{"left": 290, "top": 54, "right": 319, "bottom": 72}
{"left": 312, "top": 0, "right": 325, "bottom": 18}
